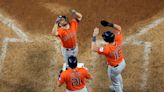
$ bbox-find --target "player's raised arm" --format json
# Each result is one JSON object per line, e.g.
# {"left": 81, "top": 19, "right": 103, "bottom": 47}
{"left": 101, "top": 20, "right": 122, "bottom": 34}
{"left": 70, "top": 9, "right": 83, "bottom": 22}
{"left": 57, "top": 70, "right": 64, "bottom": 87}
{"left": 113, "top": 24, "right": 122, "bottom": 31}
{"left": 91, "top": 27, "right": 99, "bottom": 52}
{"left": 51, "top": 16, "right": 65, "bottom": 36}
{"left": 51, "top": 23, "right": 58, "bottom": 36}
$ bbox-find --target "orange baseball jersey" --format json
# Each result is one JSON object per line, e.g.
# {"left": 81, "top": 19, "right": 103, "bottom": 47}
{"left": 97, "top": 30, "right": 123, "bottom": 66}
{"left": 59, "top": 68, "right": 92, "bottom": 91}
{"left": 58, "top": 19, "right": 78, "bottom": 48}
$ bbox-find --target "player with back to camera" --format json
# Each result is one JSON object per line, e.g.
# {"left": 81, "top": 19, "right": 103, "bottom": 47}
{"left": 57, "top": 56, "right": 92, "bottom": 92}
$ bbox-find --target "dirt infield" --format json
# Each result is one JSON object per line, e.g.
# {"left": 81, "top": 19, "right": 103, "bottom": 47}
{"left": 0, "top": 0, "right": 164, "bottom": 92}
{"left": 0, "top": 0, "right": 164, "bottom": 51}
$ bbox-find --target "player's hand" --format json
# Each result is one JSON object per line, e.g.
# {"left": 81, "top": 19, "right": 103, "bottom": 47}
{"left": 100, "top": 20, "right": 110, "bottom": 27}
{"left": 70, "top": 9, "right": 77, "bottom": 14}
{"left": 93, "top": 27, "right": 99, "bottom": 37}
{"left": 70, "top": 9, "right": 77, "bottom": 17}
{"left": 55, "top": 16, "right": 62, "bottom": 24}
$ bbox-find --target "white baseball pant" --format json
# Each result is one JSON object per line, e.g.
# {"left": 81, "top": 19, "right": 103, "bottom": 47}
{"left": 61, "top": 46, "right": 78, "bottom": 66}
{"left": 108, "top": 59, "right": 126, "bottom": 92}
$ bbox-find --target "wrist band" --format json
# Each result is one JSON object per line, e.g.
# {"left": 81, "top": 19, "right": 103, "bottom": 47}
{"left": 92, "top": 36, "right": 96, "bottom": 42}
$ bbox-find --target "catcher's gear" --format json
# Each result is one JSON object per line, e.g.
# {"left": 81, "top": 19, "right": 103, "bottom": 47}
{"left": 68, "top": 56, "right": 77, "bottom": 69}
{"left": 102, "top": 31, "right": 115, "bottom": 43}
{"left": 101, "top": 20, "right": 114, "bottom": 27}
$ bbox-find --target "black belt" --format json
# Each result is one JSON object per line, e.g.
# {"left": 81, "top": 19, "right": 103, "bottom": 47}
{"left": 114, "top": 64, "right": 119, "bottom": 68}
{"left": 66, "top": 47, "right": 75, "bottom": 51}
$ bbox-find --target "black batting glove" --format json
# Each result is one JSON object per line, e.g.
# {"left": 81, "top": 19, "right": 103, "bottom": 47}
{"left": 58, "top": 69, "right": 63, "bottom": 80}
{"left": 100, "top": 20, "right": 114, "bottom": 27}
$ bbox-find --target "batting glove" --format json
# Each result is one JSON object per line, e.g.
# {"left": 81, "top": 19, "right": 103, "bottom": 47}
{"left": 55, "top": 16, "right": 63, "bottom": 24}
{"left": 101, "top": 20, "right": 114, "bottom": 27}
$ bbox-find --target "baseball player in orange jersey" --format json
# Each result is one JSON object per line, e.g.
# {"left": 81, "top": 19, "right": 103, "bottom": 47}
{"left": 51, "top": 9, "right": 82, "bottom": 67}
{"left": 91, "top": 20, "right": 126, "bottom": 92}
{"left": 57, "top": 56, "right": 92, "bottom": 92}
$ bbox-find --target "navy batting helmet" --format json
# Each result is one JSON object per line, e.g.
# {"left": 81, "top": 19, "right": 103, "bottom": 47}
{"left": 102, "top": 31, "right": 115, "bottom": 43}
{"left": 68, "top": 56, "right": 77, "bottom": 69}
{"left": 56, "top": 16, "right": 69, "bottom": 26}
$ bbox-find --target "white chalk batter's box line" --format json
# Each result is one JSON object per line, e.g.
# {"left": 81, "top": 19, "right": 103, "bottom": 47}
{"left": 0, "top": 12, "right": 30, "bottom": 69}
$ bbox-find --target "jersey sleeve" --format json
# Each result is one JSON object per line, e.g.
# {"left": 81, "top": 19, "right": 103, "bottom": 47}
{"left": 114, "top": 30, "right": 123, "bottom": 45}
{"left": 58, "top": 72, "right": 65, "bottom": 85}
{"left": 57, "top": 28, "right": 63, "bottom": 38}
{"left": 97, "top": 46, "right": 108, "bottom": 55}
{"left": 83, "top": 69, "right": 92, "bottom": 79}
{"left": 71, "top": 19, "right": 78, "bottom": 31}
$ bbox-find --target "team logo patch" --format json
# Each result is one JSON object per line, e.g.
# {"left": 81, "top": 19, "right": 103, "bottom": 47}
{"left": 99, "top": 47, "right": 104, "bottom": 52}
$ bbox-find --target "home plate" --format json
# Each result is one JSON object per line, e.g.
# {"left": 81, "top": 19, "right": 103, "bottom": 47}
{"left": 62, "top": 63, "right": 85, "bottom": 71}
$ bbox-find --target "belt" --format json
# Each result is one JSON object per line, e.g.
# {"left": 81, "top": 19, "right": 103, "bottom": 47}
{"left": 114, "top": 64, "right": 119, "bottom": 68}
{"left": 112, "top": 59, "right": 124, "bottom": 68}
{"left": 66, "top": 47, "right": 75, "bottom": 51}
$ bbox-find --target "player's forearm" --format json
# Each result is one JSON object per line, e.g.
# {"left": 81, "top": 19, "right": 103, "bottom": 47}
{"left": 106, "top": 22, "right": 121, "bottom": 31}
{"left": 113, "top": 24, "right": 122, "bottom": 31}
{"left": 51, "top": 24, "right": 58, "bottom": 36}
{"left": 71, "top": 10, "right": 83, "bottom": 21}
{"left": 91, "top": 27, "right": 99, "bottom": 51}
{"left": 91, "top": 42, "right": 98, "bottom": 51}
{"left": 57, "top": 81, "right": 62, "bottom": 87}
{"left": 74, "top": 12, "right": 82, "bottom": 21}
{"left": 91, "top": 36, "right": 98, "bottom": 51}
{"left": 106, "top": 22, "right": 122, "bottom": 33}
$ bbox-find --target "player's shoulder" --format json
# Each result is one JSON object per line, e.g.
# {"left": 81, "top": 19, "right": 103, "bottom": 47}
{"left": 98, "top": 47, "right": 105, "bottom": 53}
{"left": 62, "top": 68, "right": 72, "bottom": 74}
{"left": 102, "top": 44, "right": 114, "bottom": 53}
{"left": 77, "top": 67, "right": 88, "bottom": 72}
{"left": 61, "top": 70, "right": 67, "bottom": 75}
{"left": 98, "top": 44, "right": 109, "bottom": 52}
{"left": 70, "top": 19, "right": 78, "bottom": 24}
{"left": 57, "top": 28, "right": 66, "bottom": 35}
{"left": 61, "top": 70, "right": 71, "bottom": 78}
{"left": 114, "top": 30, "right": 123, "bottom": 43}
